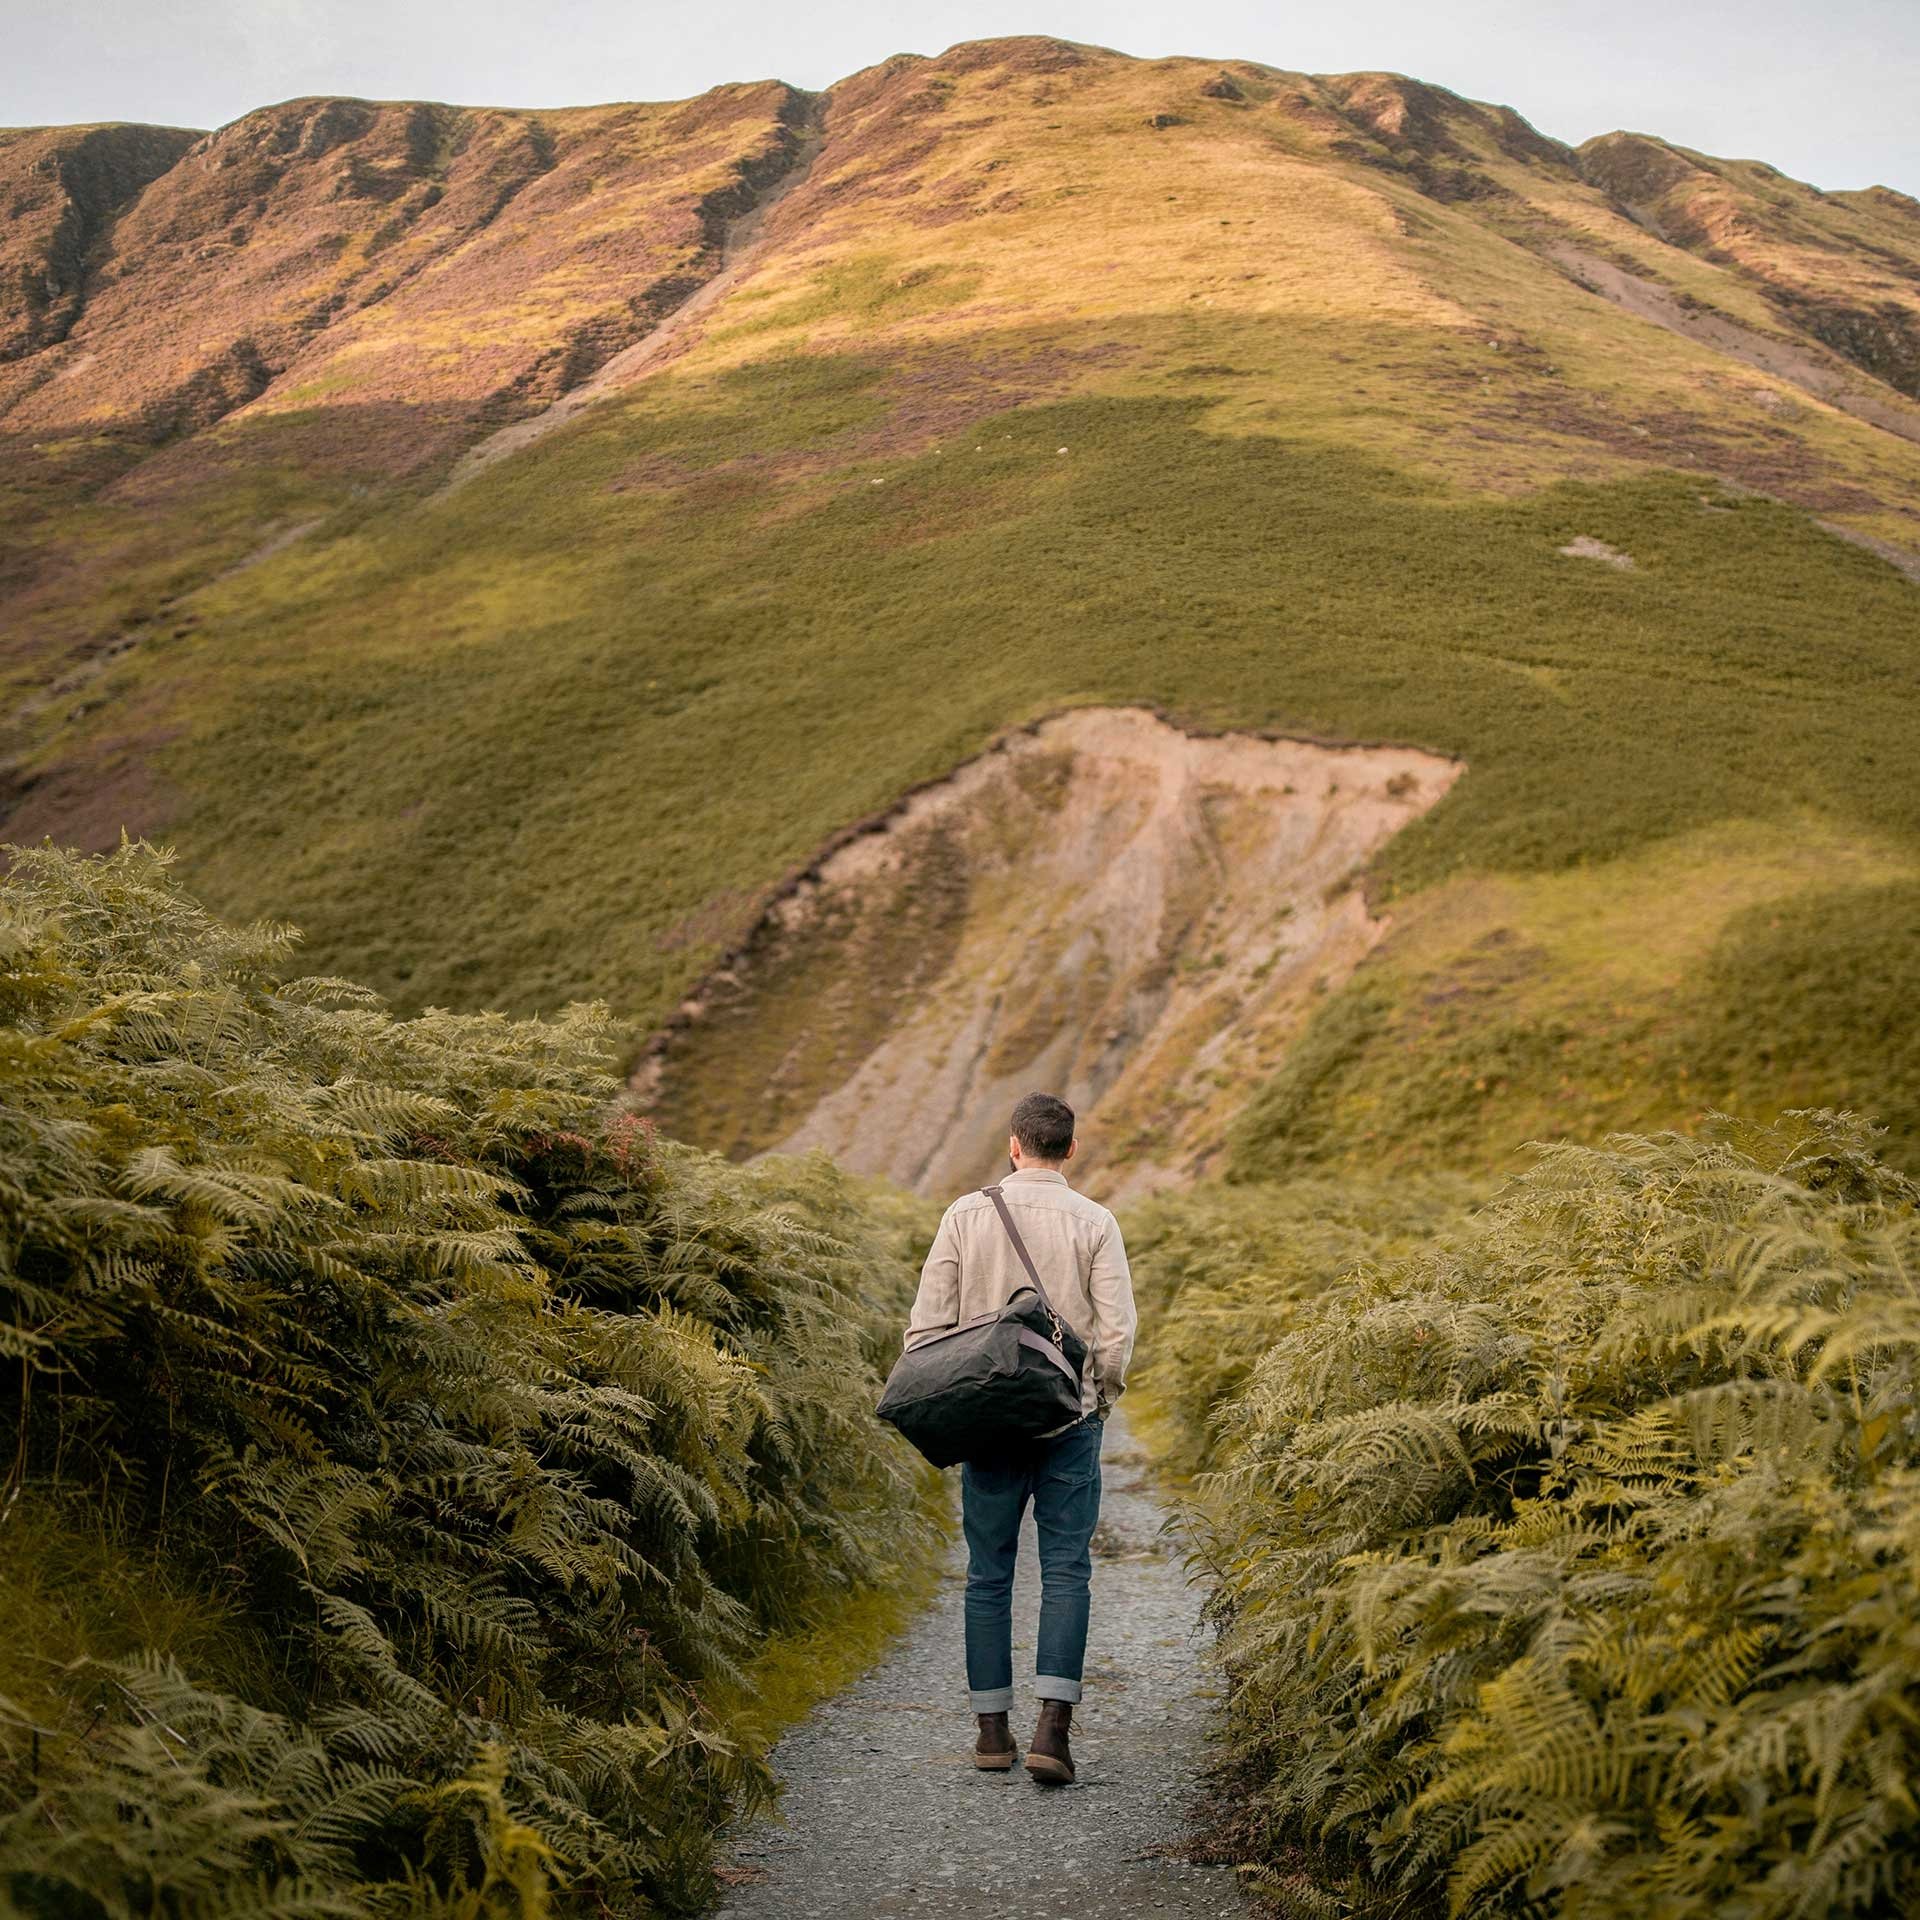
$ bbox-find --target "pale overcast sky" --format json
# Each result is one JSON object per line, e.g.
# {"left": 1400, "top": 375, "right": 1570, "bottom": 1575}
{"left": 6, "top": 0, "right": 1916, "bottom": 193}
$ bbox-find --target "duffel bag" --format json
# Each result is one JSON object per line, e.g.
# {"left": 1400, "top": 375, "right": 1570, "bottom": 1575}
{"left": 875, "top": 1183, "right": 1088, "bottom": 1468}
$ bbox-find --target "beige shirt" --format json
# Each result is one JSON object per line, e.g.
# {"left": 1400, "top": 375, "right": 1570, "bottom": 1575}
{"left": 904, "top": 1167, "right": 1136, "bottom": 1417}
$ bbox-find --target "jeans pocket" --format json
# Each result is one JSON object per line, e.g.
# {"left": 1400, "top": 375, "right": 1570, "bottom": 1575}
{"left": 1048, "top": 1421, "right": 1102, "bottom": 1490}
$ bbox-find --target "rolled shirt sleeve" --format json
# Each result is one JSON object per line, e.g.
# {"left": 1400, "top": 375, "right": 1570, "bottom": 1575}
{"left": 903, "top": 1202, "right": 962, "bottom": 1351}
{"left": 1087, "top": 1214, "right": 1137, "bottom": 1408}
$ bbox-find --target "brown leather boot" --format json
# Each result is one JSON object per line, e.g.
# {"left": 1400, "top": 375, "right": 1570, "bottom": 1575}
{"left": 972, "top": 1710, "right": 1018, "bottom": 1771}
{"left": 1026, "top": 1700, "right": 1075, "bottom": 1784}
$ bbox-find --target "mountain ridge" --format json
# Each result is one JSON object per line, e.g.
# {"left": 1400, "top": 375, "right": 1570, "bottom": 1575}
{"left": 9, "top": 40, "right": 1919, "bottom": 464}
{"left": 21, "top": 55, "right": 1916, "bottom": 200}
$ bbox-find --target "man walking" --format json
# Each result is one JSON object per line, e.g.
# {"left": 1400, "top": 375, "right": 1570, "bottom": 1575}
{"left": 903, "top": 1092, "right": 1137, "bottom": 1785}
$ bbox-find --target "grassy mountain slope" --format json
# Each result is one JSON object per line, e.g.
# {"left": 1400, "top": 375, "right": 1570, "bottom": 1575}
{"left": 0, "top": 82, "right": 805, "bottom": 831}
{"left": 0, "top": 121, "right": 200, "bottom": 363}
{"left": 3, "top": 36, "right": 1918, "bottom": 1178}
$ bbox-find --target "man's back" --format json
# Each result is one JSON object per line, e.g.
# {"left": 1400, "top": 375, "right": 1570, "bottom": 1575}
{"left": 905, "top": 1167, "right": 1135, "bottom": 1423}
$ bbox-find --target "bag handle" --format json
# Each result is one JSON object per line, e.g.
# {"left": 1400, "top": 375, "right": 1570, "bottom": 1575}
{"left": 984, "top": 1183, "right": 1069, "bottom": 1351}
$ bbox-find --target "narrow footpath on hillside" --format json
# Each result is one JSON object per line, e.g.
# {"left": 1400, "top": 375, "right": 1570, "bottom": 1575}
{"left": 715, "top": 1408, "right": 1253, "bottom": 1920}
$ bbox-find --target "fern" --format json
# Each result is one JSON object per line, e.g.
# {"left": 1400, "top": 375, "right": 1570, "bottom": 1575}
{"left": 1151, "top": 1111, "right": 1920, "bottom": 1919}
{"left": 0, "top": 843, "right": 940, "bottom": 1916}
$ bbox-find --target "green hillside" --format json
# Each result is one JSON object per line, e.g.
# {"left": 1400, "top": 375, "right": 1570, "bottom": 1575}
{"left": 4, "top": 38, "right": 1917, "bottom": 1179}
{"left": 164, "top": 399, "right": 1920, "bottom": 1007}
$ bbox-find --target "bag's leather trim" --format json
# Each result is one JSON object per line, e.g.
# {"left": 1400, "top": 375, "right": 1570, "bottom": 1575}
{"left": 1016, "top": 1327, "right": 1078, "bottom": 1381}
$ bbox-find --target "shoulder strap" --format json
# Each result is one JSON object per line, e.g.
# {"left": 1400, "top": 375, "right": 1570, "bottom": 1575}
{"left": 984, "top": 1183, "right": 1061, "bottom": 1321}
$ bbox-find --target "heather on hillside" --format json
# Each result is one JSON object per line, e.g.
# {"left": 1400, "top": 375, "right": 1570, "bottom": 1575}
{"left": 1144, "top": 1113, "right": 1920, "bottom": 1919}
{"left": 0, "top": 844, "right": 938, "bottom": 1917}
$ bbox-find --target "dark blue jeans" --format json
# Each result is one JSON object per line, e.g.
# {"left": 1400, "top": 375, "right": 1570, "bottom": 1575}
{"left": 961, "top": 1415, "right": 1104, "bottom": 1710}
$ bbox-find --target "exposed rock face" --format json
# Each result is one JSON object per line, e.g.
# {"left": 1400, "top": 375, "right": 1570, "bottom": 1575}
{"left": 638, "top": 709, "right": 1461, "bottom": 1199}
{"left": 1577, "top": 131, "right": 1920, "bottom": 401}
{"left": 1559, "top": 534, "right": 1635, "bottom": 569}
{"left": 1319, "top": 71, "right": 1576, "bottom": 203}
{"left": 0, "top": 122, "right": 199, "bottom": 364}
{"left": 1547, "top": 240, "right": 1920, "bottom": 446}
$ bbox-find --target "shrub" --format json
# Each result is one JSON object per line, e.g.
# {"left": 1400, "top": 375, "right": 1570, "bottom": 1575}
{"left": 1127, "top": 1177, "right": 1464, "bottom": 1476}
{"left": 1189, "top": 1113, "right": 1920, "bottom": 1918}
{"left": 0, "top": 843, "right": 937, "bottom": 1916}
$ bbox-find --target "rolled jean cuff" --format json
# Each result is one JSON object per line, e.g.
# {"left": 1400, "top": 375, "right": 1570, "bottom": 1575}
{"left": 1035, "top": 1673, "right": 1083, "bottom": 1704}
{"left": 969, "top": 1685, "right": 1015, "bottom": 1713}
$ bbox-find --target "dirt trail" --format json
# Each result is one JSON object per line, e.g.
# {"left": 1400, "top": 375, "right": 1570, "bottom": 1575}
{"left": 1816, "top": 519, "right": 1920, "bottom": 583}
{"left": 1548, "top": 241, "right": 1920, "bottom": 449}
{"left": 639, "top": 707, "right": 1462, "bottom": 1202}
{"left": 440, "top": 99, "right": 827, "bottom": 494}
{"left": 715, "top": 1408, "right": 1251, "bottom": 1919}
{"left": 217, "top": 516, "right": 328, "bottom": 580}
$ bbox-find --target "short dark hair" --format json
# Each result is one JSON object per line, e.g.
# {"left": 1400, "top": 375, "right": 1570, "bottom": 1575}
{"left": 1010, "top": 1091, "right": 1075, "bottom": 1163}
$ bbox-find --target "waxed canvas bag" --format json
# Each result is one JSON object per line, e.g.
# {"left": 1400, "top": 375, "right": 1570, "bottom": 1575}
{"left": 874, "top": 1184, "right": 1088, "bottom": 1468}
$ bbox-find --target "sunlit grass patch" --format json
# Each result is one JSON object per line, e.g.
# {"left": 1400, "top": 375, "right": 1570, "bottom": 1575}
{"left": 1230, "top": 819, "right": 1920, "bottom": 1179}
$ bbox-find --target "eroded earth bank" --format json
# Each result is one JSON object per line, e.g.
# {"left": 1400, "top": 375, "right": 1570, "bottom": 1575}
{"left": 637, "top": 707, "right": 1460, "bottom": 1198}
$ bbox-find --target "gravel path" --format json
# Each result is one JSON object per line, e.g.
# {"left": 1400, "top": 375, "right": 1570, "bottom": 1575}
{"left": 715, "top": 1409, "right": 1250, "bottom": 1918}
